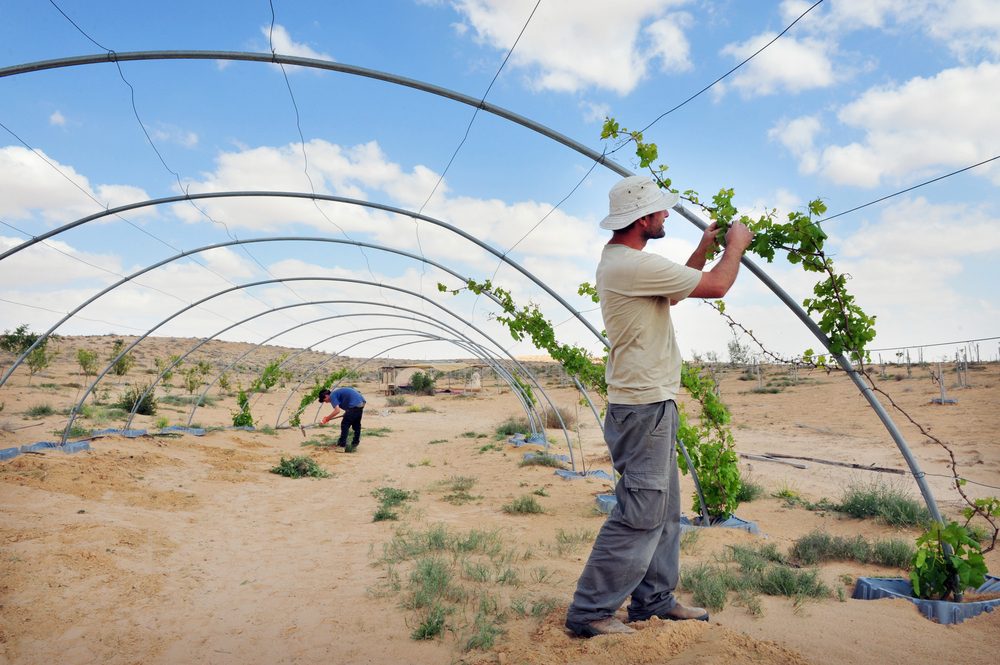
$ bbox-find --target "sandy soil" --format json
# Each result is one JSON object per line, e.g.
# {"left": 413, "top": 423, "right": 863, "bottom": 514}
{"left": 1, "top": 336, "right": 998, "bottom": 665}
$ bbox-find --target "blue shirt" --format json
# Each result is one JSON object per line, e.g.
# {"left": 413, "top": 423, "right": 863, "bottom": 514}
{"left": 331, "top": 387, "right": 365, "bottom": 409}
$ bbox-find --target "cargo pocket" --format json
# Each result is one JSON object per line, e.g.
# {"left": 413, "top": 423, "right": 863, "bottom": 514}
{"left": 615, "top": 470, "right": 670, "bottom": 530}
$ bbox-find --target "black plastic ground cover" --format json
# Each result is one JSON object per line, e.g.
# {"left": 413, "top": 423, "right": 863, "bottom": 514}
{"left": 853, "top": 575, "right": 1000, "bottom": 624}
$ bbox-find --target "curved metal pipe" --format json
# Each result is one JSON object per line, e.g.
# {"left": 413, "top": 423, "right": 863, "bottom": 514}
{"left": 61, "top": 278, "right": 514, "bottom": 441}
{"left": 2, "top": 232, "right": 585, "bottom": 387}
{"left": 287, "top": 331, "right": 538, "bottom": 432}
{"left": 103, "top": 290, "right": 561, "bottom": 456}
{"left": 3, "top": 50, "right": 928, "bottom": 518}
{"left": 185, "top": 318, "right": 525, "bottom": 429}
{"left": 264, "top": 329, "right": 539, "bottom": 434}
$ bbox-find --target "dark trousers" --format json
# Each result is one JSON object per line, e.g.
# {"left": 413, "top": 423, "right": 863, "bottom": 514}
{"left": 339, "top": 406, "right": 364, "bottom": 447}
{"left": 566, "top": 400, "right": 681, "bottom": 623}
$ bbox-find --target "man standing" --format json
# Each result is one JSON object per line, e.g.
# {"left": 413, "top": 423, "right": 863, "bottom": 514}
{"left": 318, "top": 386, "right": 367, "bottom": 452}
{"left": 565, "top": 176, "right": 753, "bottom": 637}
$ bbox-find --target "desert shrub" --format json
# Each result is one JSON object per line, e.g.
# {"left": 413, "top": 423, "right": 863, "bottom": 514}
{"left": 373, "top": 486, "right": 418, "bottom": 521}
{"left": 411, "top": 603, "right": 448, "bottom": 640}
{"left": 26, "top": 403, "right": 55, "bottom": 417}
{"left": 518, "top": 453, "right": 564, "bottom": 468}
{"left": 837, "top": 478, "right": 930, "bottom": 527}
{"left": 736, "top": 476, "right": 765, "bottom": 502}
{"left": 410, "top": 371, "right": 436, "bottom": 396}
{"left": 386, "top": 395, "right": 409, "bottom": 407}
{"left": 495, "top": 415, "right": 530, "bottom": 436}
{"left": 681, "top": 563, "right": 733, "bottom": 612}
{"left": 542, "top": 405, "right": 576, "bottom": 429}
{"left": 790, "top": 530, "right": 914, "bottom": 568}
{"left": 217, "top": 371, "right": 231, "bottom": 392}
{"left": 682, "top": 544, "right": 830, "bottom": 614}
{"left": 108, "top": 339, "right": 135, "bottom": 376}
{"left": 503, "top": 495, "right": 543, "bottom": 514}
{"left": 160, "top": 394, "right": 216, "bottom": 406}
{"left": 113, "top": 383, "right": 157, "bottom": 416}
{"left": 270, "top": 455, "right": 329, "bottom": 479}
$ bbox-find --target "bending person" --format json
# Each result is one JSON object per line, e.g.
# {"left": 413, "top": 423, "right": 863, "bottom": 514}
{"left": 318, "top": 387, "right": 367, "bottom": 452}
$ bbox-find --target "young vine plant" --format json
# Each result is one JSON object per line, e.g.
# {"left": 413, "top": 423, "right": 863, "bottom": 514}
{"left": 604, "top": 116, "right": 996, "bottom": 597}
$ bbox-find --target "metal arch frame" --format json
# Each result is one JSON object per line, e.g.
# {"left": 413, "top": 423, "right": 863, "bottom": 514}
{"left": 67, "top": 284, "right": 574, "bottom": 459}
{"left": 0, "top": 51, "right": 940, "bottom": 521}
{"left": 184, "top": 319, "right": 534, "bottom": 431}
{"left": 274, "top": 330, "right": 543, "bottom": 431}
{"left": 265, "top": 329, "right": 538, "bottom": 433}
{"left": 248, "top": 328, "right": 538, "bottom": 432}
{"left": 1, "top": 228, "right": 606, "bottom": 387}
{"left": 276, "top": 331, "right": 541, "bottom": 432}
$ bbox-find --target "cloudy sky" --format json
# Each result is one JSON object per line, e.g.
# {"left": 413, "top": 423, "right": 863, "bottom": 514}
{"left": 2, "top": 0, "right": 998, "bottom": 365}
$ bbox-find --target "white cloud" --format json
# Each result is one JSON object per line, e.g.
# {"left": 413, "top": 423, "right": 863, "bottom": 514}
{"left": 768, "top": 115, "right": 822, "bottom": 174}
{"left": 840, "top": 197, "right": 1000, "bottom": 260}
{"left": 785, "top": 0, "right": 1000, "bottom": 61}
{"left": 579, "top": 100, "right": 611, "bottom": 124}
{"left": 645, "top": 13, "right": 694, "bottom": 72}
{"left": 49, "top": 111, "right": 66, "bottom": 127}
{"left": 0, "top": 235, "right": 123, "bottom": 287}
{"left": 788, "top": 196, "right": 1000, "bottom": 351}
{"left": 151, "top": 125, "right": 199, "bottom": 148}
{"left": 720, "top": 34, "right": 837, "bottom": 97}
{"left": 817, "top": 62, "right": 1000, "bottom": 187}
{"left": 0, "top": 146, "right": 153, "bottom": 224}
{"left": 175, "top": 138, "right": 604, "bottom": 269}
{"left": 261, "top": 24, "right": 333, "bottom": 61}
{"left": 451, "top": 0, "right": 693, "bottom": 94}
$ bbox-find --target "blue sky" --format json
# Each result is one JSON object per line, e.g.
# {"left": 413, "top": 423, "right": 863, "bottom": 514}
{"left": 1, "top": 0, "right": 998, "bottom": 365}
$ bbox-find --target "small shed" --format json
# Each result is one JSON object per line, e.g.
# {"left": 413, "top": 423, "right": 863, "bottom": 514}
{"left": 379, "top": 362, "right": 487, "bottom": 395}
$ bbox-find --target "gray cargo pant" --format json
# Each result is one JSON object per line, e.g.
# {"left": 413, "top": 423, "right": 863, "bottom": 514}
{"left": 566, "top": 400, "right": 681, "bottom": 624}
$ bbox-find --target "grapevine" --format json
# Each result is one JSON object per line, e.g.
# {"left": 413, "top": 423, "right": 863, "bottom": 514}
{"left": 602, "top": 117, "right": 996, "bottom": 595}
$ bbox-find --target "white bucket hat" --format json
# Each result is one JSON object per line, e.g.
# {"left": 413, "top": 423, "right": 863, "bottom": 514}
{"left": 599, "top": 175, "right": 679, "bottom": 231}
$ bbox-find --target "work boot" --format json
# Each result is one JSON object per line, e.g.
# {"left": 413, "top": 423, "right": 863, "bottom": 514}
{"left": 565, "top": 617, "right": 636, "bottom": 638}
{"left": 629, "top": 603, "right": 709, "bottom": 623}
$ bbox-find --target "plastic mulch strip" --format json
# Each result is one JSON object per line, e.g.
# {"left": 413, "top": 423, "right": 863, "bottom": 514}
{"left": 853, "top": 575, "right": 1000, "bottom": 624}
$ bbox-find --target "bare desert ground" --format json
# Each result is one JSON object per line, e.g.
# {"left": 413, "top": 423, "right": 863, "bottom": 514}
{"left": 1, "top": 336, "right": 998, "bottom": 664}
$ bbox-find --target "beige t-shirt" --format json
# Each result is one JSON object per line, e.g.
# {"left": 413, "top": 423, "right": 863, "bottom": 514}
{"left": 597, "top": 244, "right": 701, "bottom": 404}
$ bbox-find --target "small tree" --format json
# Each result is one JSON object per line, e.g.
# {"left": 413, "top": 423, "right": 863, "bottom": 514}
{"left": 108, "top": 339, "right": 135, "bottom": 376}
{"left": 232, "top": 389, "right": 254, "bottom": 427}
{"left": 76, "top": 348, "right": 98, "bottom": 378}
{"left": 26, "top": 344, "right": 56, "bottom": 383}
{"left": 410, "top": 371, "right": 436, "bottom": 396}
{"left": 155, "top": 355, "right": 181, "bottom": 383}
{"left": 727, "top": 338, "right": 751, "bottom": 366}
{"left": 251, "top": 356, "right": 290, "bottom": 392}
{"left": 0, "top": 324, "right": 40, "bottom": 354}
{"left": 182, "top": 366, "right": 202, "bottom": 394}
